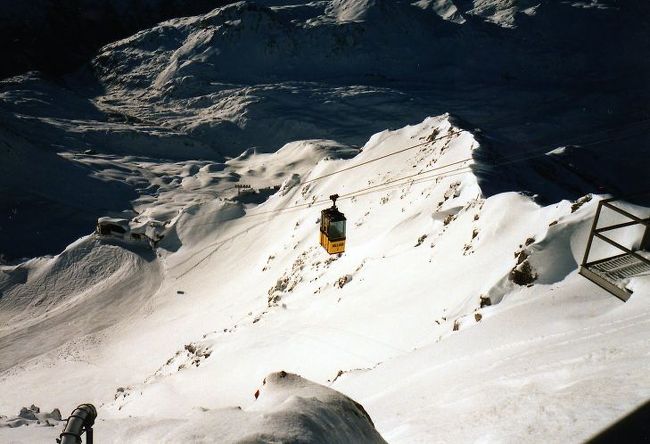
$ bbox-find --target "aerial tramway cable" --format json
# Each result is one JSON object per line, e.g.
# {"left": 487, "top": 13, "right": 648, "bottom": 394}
{"left": 172, "top": 124, "right": 649, "bottom": 277}
{"left": 249, "top": 124, "right": 650, "bottom": 214}
{"left": 185, "top": 123, "right": 649, "bottom": 228}
{"left": 302, "top": 129, "right": 465, "bottom": 184}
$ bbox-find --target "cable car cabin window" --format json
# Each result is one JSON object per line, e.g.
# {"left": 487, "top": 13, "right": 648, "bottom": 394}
{"left": 328, "top": 220, "right": 345, "bottom": 240}
{"left": 320, "top": 208, "right": 346, "bottom": 239}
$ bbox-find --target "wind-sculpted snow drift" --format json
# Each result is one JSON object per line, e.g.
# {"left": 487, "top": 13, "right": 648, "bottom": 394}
{"left": 1, "top": 114, "right": 649, "bottom": 443}
{"left": 110, "top": 371, "right": 388, "bottom": 443}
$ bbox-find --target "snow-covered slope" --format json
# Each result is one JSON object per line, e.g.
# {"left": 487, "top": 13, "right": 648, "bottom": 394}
{"left": 1, "top": 115, "right": 649, "bottom": 442}
{"left": 1, "top": 1, "right": 649, "bottom": 441}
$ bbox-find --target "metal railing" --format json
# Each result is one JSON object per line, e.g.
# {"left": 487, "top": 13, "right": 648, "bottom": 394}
{"left": 580, "top": 195, "right": 650, "bottom": 301}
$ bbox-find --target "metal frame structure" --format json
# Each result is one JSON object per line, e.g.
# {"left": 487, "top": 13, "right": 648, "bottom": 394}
{"left": 580, "top": 196, "right": 650, "bottom": 302}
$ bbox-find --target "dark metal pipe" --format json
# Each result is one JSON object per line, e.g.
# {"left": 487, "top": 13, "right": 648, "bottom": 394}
{"left": 57, "top": 404, "right": 97, "bottom": 444}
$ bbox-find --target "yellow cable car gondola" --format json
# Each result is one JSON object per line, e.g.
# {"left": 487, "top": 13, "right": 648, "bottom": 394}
{"left": 320, "top": 194, "right": 346, "bottom": 254}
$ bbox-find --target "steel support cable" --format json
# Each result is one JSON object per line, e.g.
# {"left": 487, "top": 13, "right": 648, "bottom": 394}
{"left": 174, "top": 144, "right": 643, "bottom": 277}
{"left": 241, "top": 162, "right": 473, "bottom": 219}
{"left": 246, "top": 124, "right": 645, "bottom": 216}
{"left": 171, "top": 134, "right": 647, "bottom": 277}
{"left": 240, "top": 123, "right": 649, "bottom": 218}
{"left": 180, "top": 124, "right": 650, "bottom": 235}
{"left": 266, "top": 119, "right": 650, "bottom": 208}
{"left": 522, "top": 116, "right": 650, "bottom": 148}
{"left": 338, "top": 168, "right": 473, "bottom": 202}
{"left": 196, "top": 164, "right": 474, "bottom": 227}
{"left": 186, "top": 126, "right": 649, "bottom": 228}
{"left": 168, "top": 127, "right": 649, "bottom": 274}
{"left": 201, "top": 118, "right": 647, "bottom": 211}
{"left": 478, "top": 128, "right": 650, "bottom": 172}
{"left": 172, "top": 167, "right": 475, "bottom": 278}
{"left": 302, "top": 129, "right": 466, "bottom": 184}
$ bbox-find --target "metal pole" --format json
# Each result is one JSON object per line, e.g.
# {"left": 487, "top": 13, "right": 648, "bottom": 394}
{"left": 641, "top": 223, "right": 650, "bottom": 251}
{"left": 57, "top": 404, "right": 97, "bottom": 444}
{"left": 581, "top": 201, "right": 603, "bottom": 266}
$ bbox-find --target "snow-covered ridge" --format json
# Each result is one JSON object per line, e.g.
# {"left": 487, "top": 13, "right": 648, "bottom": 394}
{"left": 2, "top": 115, "right": 648, "bottom": 442}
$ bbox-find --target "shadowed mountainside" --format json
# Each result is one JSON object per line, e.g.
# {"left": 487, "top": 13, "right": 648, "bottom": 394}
{"left": 0, "top": 0, "right": 237, "bottom": 80}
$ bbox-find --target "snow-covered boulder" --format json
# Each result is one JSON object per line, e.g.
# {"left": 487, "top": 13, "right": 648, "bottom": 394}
{"left": 112, "top": 371, "right": 387, "bottom": 443}
{"left": 0, "top": 405, "right": 62, "bottom": 429}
